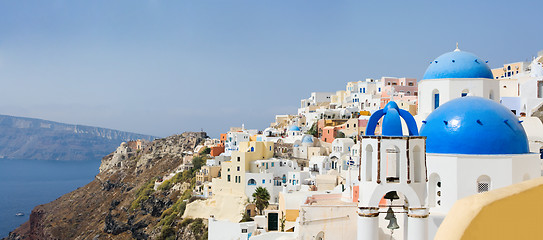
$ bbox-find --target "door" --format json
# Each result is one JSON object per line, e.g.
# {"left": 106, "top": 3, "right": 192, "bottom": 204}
{"left": 268, "top": 212, "right": 278, "bottom": 231}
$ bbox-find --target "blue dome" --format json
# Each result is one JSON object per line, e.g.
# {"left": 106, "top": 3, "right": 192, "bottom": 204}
{"left": 365, "top": 101, "right": 419, "bottom": 136}
{"left": 420, "top": 97, "right": 529, "bottom": 154}
{"left": 302, "top": 135, "right": 314, "bottom": 143}
{"left": 422, "top": 50, "right": 494, "bottom": 80}
{"left": 289, "top": 125, "right": 301, "bottom": 131}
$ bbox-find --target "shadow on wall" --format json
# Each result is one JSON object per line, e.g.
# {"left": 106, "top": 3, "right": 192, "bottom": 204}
{"left": 435, "top": 177, "right": 543, "bottom": 240}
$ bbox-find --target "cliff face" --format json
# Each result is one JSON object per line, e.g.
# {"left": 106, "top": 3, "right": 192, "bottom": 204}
{"left": 0, "top": 114, "right": 157, "bottom": 161}
{"left": 6, "top": 132, "right": 208, "bottom": 240}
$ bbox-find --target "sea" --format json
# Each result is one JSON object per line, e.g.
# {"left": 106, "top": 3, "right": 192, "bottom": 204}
{"left": 0, "top": 158, "right": 101, "bottom": 238}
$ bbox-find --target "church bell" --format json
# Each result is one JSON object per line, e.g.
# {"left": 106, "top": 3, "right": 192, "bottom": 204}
{"left": 384, "top": 207, "right": 395, "bottom": 220}
{"left": 387, "top": 216, "right": 400, "bottom": 230}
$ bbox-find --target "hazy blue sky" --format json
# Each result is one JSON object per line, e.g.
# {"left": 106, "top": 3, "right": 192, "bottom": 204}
{"left": 0, "top": 1, "right": 541, "bottom": 138}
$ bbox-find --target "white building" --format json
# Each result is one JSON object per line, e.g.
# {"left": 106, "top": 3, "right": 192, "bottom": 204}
{"left": 496, "top": 53, "right": 543, "bottom": 116}
{"left": 246, "top": 158, "right": 300, "bottom": 203}
{"left": 329, "top": 138, "right": 355, "bottom": 173}
{"left": 300, "top": 92, "right": 334, "bottom": 109}
{"left": 420, "top": 96, "right": 540, "bottom": 238}
{"left": 224, "top": 131, "right": 251, "bottom": 156}
{"left": 417, "top": 46, "right": 500, "bottom": 121}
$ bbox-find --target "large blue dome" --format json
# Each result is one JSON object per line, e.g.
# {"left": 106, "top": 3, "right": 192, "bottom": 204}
{"left": 420, "top": 97, "right": 529, "bottom": 154}
{"left": 422, "top": 50, "right": 494, "bottom": 80}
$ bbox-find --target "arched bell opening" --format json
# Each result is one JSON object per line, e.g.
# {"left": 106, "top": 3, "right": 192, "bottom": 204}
{"left": 377, "top": 190, "right": 409, "bottom": 240}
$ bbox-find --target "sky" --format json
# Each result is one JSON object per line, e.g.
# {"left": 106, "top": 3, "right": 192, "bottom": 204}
{"left": 0, "top": 0, "right": 541, "bottom": 138}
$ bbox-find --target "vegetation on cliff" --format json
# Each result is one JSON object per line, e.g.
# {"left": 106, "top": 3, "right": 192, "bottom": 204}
{"left": 6, "top": 132, "right": 209, "bottom": 240}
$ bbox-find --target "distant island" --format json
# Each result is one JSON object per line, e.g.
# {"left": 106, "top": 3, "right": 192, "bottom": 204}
{"left": 0, "top": 114, "right": 158, "bottom": 161}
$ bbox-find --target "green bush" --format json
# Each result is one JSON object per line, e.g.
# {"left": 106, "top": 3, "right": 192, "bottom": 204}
{"left": 306, "top": 122, "right": 318, "bottom": 137}
{"left": 130, "top": 178, "right": 156, "bottom": 211}
{"left": 201, "top": 147, "right": 211, "bottom": 154}
{"left": 158, "top": 225, "right": 176, "bottom": 240}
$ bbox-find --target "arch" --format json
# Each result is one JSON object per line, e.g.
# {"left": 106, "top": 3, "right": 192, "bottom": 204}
{"left": 367, "top": 185, "right": 424, "bottom": 208}
{"left": 432, "top": 89, "right": 440, "bottom": 109}
{"left": 428, "top": 173, "right": 441, "bottom": 207}
{"left": 461, "top": 89, "right": 469, "bottom": 97}
{"left": 477, "top": 175, "right": 491, "bottom": 193}
{"left": 412, "top": 145, "right": 423, "bottom": 183}
{"left": 330, "top": 155, "right": 340, "bottom": 170}
{"left": 315, "top": 231, "right": 325, "bottom": 240}
{"left": 385, "top": 146, "right": 400, "bottom": 183}
{"left": 248, "top": 179, "right": 256, "bottom": 185}
{"left": 365, "top": 144, "right": 373, "bottom": 182}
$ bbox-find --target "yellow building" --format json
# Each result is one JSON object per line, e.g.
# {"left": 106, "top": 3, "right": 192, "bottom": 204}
{"left": 213, "top": 141, "right": 274, "bottom": 195}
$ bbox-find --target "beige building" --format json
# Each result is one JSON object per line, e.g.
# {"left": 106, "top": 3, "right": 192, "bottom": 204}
{"left": 196, "top": 165, "right": 221, "bottom": 184}
{"left": 212, "top": 141, "right": 274, "bottom": 195}
{"left": 491, "top": 61, "right": 528, "bottom": 79}
{"left": 330, "top": 90, "right": 347, "bottom": 107}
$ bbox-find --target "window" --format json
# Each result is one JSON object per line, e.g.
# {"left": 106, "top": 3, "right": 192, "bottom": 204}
{"left": 378, "top": 88, "right": 381, "bottom": 92}
{"left": 237, "top": 166, "right": 240, "bottom": 171}
{"left": 363, "top": 88, "right": 366, "bottom": 93}
{"left": 262, "top": 179, "right": 266, "bottom": 184}
{"left": 429, "top": 173, "right": 442, "bottom": 207}
{"left": 462, "top": 89, "right": 469, "bottom": 97}
{"left": 433, "top": 89, "right": 440, "bottom": 109}
{"left": 408, "top": 82, "right": 414, "bottom": 86}
{"left": 227, "top": 175, "right": 231, "bottom": 182}
{"left": 477, "top": 175, "right": 491, "bottom": 193}
{"left": 237, "top": 157, "right": 240, "bottom": 162}
{"left": 271, "top": 162, "right": 274, "bottom": 167}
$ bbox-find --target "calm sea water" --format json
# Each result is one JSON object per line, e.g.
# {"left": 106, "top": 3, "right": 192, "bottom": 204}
{"left": 0, "top": 159, "right": 100, "bottom": 238}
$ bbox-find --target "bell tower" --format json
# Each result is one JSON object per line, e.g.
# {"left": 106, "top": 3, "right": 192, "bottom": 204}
{"left": 357, "top": 101, "right": 429, "bottom": 240}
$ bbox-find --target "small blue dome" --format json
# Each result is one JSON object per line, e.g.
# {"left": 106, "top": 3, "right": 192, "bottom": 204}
{"left": 420, "top": 97, "right": 529, "bottom": 155}
{"left": 422, "top": 50, "right": 494, "bottom": 80}
{"left": 294, "top": 144, "right": 300, "bottom": 147}
{"left": 365, "top": 101, "right": 419, "bottom": 136}
{"left": 302, "top": 135, "right": 314, "bottom": 143}
{"left": 288, "top": 125, "right": 301, "bottom": 131}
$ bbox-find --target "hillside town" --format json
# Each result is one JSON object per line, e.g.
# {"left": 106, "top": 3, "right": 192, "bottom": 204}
{"left": 120, "top": 47, "right": 543, "bottom": 240}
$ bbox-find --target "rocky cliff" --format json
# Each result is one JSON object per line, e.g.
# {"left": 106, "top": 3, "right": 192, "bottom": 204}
{"left": 5, "top": 132, "right": 209, "bottom": 240}
{"left": 0, "top": 114, "right": 157, "bottom": 161}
